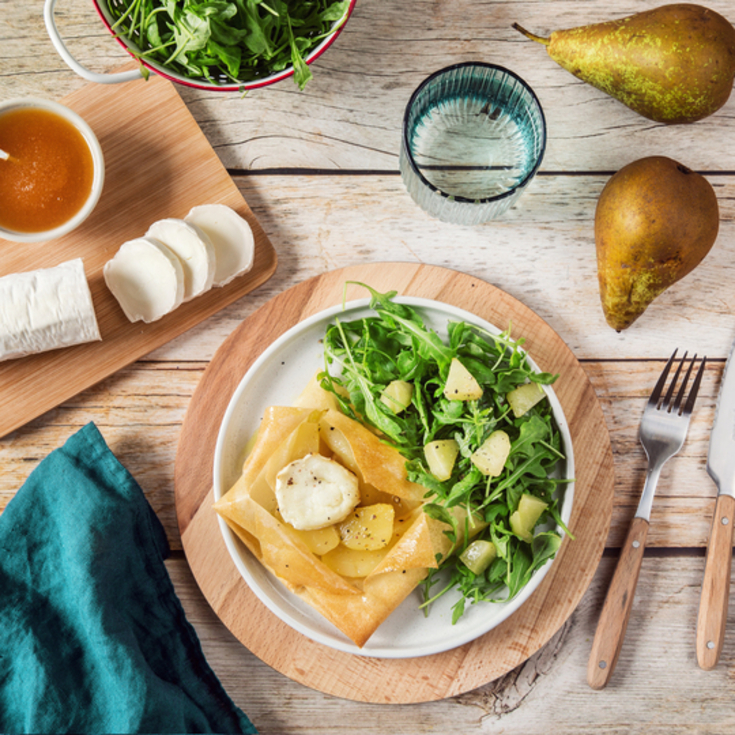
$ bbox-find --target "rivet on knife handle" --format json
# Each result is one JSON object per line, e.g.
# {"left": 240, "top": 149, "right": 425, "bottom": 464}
{"left": 696, "top": 494, "right": 735, "bottom": 670}
{"left": 587, "top": 516, "right": 650, "bottom": 690}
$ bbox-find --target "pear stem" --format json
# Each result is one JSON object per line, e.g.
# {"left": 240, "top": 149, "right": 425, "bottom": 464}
{"left": 512, "top": 23, "right": 551, "bottom": 46}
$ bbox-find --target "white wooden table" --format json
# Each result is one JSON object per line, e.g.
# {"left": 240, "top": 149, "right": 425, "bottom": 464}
{"left": 2, "top": 0, "right": 735, "bottom": 731}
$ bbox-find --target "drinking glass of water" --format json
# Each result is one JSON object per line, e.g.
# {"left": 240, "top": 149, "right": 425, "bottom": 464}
{"left": 400, "top": 63, "right": 546, "bottom": 225}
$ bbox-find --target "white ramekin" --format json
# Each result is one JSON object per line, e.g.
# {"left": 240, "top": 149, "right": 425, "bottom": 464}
{"left": 0, "top": 97, "right": 105, "bottom": 243}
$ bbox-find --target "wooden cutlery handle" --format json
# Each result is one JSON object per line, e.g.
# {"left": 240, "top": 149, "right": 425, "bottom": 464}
{"left": 587, "top": 515, "right": 649, "bottom": 690}
{"left": 696, "top": 494, "right": 735, "bottom": 670}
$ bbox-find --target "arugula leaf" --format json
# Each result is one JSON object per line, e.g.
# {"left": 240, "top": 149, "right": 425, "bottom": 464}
{"left": 444, "top": 466, "right": 483, "bottom": 508}
{"left": 286, "top": 14, "right": 312, "bottom": 90}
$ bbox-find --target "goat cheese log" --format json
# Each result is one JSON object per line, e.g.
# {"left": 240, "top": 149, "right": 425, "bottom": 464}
{"left": 0, "top": 258, "right": 101, "bottom": 361}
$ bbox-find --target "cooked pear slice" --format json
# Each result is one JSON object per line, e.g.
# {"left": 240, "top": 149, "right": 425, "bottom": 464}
{"left": 510, "top": 494, "right": 548, "bottom": 542}
{"left": 338, "top": 504, "right": 395, "bottom": 551}
{"left": 380, "top": 380, "right": 414, "bottom": 414}
{"left": 507, "top": 382, "right": 547, "bottom": 417}
{"left": 459, "top": 539, "right": 497, "bottom": 575}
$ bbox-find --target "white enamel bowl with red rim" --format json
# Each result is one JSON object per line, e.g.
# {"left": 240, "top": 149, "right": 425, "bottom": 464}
{"left": 44, "top": 0, "right": 356, "bottom": 91}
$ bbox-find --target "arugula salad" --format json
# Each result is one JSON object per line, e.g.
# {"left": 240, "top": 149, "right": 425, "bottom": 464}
{"left": 319, "top": 284, "right": 572, "bottom": 623}
{"left": 106, "top": 0, "right": 351, "bottom": 89}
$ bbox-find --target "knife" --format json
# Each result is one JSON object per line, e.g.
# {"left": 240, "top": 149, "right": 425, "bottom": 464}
{"left": 697, "top": 338, "right": 735, "bottom": 670}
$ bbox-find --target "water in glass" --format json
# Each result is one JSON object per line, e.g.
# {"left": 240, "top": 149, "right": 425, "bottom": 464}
{"left": 410, "top": 97, "right": 530, "bottom": 201}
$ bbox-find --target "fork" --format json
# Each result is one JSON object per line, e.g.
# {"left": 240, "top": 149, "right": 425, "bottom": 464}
{"left": 587, "top": 350, "right": 706, "bottom": 690}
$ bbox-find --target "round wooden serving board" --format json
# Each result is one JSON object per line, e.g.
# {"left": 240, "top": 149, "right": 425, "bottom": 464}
{"left": 175, "top": 263, "right": 614, "bottom": 704}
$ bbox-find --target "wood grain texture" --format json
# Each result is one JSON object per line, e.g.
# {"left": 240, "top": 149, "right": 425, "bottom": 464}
{"left": 1, "top": 0, "right": 735, "bottom": 727}
{"left": 587, "top": 515, "right": 649, "bottom": 689}
{"left": 222, "top": 174, "right": 732, "bottom": 364}
{"left": 174, "top": 263, "right": 614, "bottom": 702}
{"left": 0, "top": 71, "right": 277, "bottom": 439}
{"left": 697, "top": 494, "right": 735, "bottom": 670}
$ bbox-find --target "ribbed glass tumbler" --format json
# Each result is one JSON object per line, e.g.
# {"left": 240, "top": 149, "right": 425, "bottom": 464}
{"left": 400, "top": 63, "right": 546, "bottom": 225}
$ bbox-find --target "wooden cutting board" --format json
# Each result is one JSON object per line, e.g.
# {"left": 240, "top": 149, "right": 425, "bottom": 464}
{"left": 175, "top": 263, "right": 615, "bottom": 704}
{"left": 0, "top": 71, "right": 277, "bottom": 439}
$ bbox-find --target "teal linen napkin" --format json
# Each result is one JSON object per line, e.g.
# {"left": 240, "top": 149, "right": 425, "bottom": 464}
{"left": 0, "top": 423, "right": 257, "bottom": 735}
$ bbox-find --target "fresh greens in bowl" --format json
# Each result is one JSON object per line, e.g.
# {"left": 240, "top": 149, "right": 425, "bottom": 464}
{"left": 101, "top": 0, "right": 352, "bottom": 90}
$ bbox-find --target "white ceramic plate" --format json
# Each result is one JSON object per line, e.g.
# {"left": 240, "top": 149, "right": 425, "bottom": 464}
{"left": 213, "top": 297, "right": 575, "bottom": 659}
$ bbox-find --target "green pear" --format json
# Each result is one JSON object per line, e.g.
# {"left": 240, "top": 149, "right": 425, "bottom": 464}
{"left": 514, "top": 4, "right": 735, "bottom": 123}
{"left": 595, "top": 156, "right": 719, "bottom": 331}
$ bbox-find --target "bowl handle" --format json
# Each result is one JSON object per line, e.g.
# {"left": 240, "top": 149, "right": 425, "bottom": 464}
{"left": 44, "top": 0, "right": 143, "bottom": 84}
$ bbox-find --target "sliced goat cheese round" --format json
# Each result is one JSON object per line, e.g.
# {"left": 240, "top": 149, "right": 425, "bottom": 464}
{"left": 145, "top": 218, "right": 216, "bottom": 300}
{"left": 103, "top": 237, "right": 185, "bottom": 323}
{"left": 185, "top": 204, "right": 254, "bottom": 287}
{"left": 275, "top": 453, "right": 360, "bottom": 531}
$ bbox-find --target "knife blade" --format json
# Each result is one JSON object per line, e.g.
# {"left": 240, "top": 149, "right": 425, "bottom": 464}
{"left": 697, "top": 338, "right": 735, "bottom": 670}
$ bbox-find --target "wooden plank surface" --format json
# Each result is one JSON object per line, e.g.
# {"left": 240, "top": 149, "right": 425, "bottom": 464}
{"left": 2, "top": 0, "right": 735, "bottom": 729}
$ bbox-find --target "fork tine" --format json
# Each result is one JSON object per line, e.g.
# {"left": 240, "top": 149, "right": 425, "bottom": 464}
{"left": 682, "top": 356, "right": 706, "bottom": 416}
{"left": 662, "top": 351, "right": 687, "bottom": 410}
{"left": 672, "top": 353, "right": 695, "bottom": 414}
{"left": 649, "top": 349, "right": 677, "bottom": 407}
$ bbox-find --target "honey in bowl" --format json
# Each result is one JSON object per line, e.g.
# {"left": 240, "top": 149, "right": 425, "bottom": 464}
{"left": 0, "top": 107, "right": 95, "bottom": 234}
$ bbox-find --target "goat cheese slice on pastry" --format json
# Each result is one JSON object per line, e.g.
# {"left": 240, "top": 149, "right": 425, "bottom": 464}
{"left": 275, "top": 453, "right": 360, "bottom": 531}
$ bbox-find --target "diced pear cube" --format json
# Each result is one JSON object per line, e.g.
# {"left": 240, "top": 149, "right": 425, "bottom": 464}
{"left": 507, "top": 382, "right": 547, "bottom": 417}
{"left": 470, "top": 430, "right": 511, "bottom": 477}
{"left": 424, "top": 438, "right": 460, "bottom": 481}
{"left": 380, "top": 379, "right": 414, "bottom": 413}
{"left": 338, "top": 503, "right": 395, "bottom": 551}
{"left": 444, "top": 358, "right": 483, "bottom": 401}
{"left": 509, "top": 493, "right": 548, "bottom": 542}
{"left": 459, "top": 539, "right": 497, "bottom": 575}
